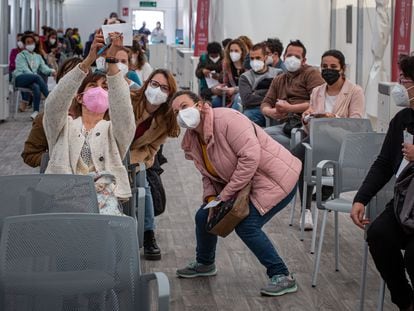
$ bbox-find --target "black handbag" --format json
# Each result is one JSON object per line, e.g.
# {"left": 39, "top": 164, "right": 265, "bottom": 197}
{"left": 282, "top": 113, "right": 302, "bottom": 137}
{"left": 393, "top": 162, "right": 414, "bottom": 233}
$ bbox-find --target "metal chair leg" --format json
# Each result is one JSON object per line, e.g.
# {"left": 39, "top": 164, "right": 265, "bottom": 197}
{"left": 312, "top": 209, "right": 329, "bottom": 287}
{"left": 376, "top": 279, "right": 385, "bottom": 311}
{"left": 289, "top": 192, "right": 296, "bottom": 226}
{"left": 310, "top": 208, "right": 319, "bottom": 254}
{"left": 358, "top": 241, "right": 369, "bottom": 311}
{"left": 300, "top": 181, "right": 308, "bottom": 241}
{"left": 334, "top": 211, "right": 339, "bottom": 271}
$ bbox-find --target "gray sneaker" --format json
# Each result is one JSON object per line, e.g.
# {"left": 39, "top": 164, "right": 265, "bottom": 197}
{"left": 260, "top": 274, "right": 298, "bottom": 296}
{"left": 176, "top": 261, "right": 217, "bottom": 278}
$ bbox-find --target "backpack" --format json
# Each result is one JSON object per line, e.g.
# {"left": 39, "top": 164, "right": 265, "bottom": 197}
{"left": 393, "top": 162, "right": 414, "bottom": 234}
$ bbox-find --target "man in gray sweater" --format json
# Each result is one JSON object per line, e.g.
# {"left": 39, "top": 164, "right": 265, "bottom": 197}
{"left": 239, "top": 43, "right": 282, "bottom": 126}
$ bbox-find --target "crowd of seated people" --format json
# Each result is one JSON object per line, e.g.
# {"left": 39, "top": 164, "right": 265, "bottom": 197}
{"left": 7, "top": 19, "right": 414, "bottom": 308}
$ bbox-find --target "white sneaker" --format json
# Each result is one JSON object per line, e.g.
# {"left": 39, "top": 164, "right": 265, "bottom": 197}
{"left": 30, "top": 111, "right": 39, "bottom": 120}
{"left": 300, "top": 209, "right": 314, "bottom": 231}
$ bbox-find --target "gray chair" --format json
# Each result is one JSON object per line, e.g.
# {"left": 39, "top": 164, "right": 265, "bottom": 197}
{"left": 300, "top": 118, "right": 373, "bottom": 253}
{"left": 311, "top": 132, "right": 385, "bottom": 287}
{"left": 0, "top": 213, "right": 170, "bottom": 311}
{"left": 358, "top": 176, "right": 395, "bottom": 311}
{"left": 124, "top": 151, "right": 146, "bottom": 248}
{"left": 12, "top": 87, "right": 33, "bottom": 117}
{"left": 0, "top": 174, "right": 99, "bottom": 226}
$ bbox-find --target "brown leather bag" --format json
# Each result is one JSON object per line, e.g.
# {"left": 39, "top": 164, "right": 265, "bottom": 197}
{"left": 206, "top": 182, "right": 252, "bottom": 237}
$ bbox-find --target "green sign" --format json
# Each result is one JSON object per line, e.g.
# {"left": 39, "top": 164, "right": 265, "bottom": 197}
{"left": 140, "top": 1, "right": 157, "bottom": 7}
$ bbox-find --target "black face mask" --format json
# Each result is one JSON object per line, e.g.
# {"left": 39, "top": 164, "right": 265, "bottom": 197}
{"left": 321, "top": 68, "right": 341, "bottom": 85}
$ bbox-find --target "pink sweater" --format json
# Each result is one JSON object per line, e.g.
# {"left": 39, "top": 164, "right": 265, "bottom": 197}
{"left": 309, "top": 79, "right": 365, "bottom": 118}
{"left": 181, "top": 105, "right": 301, "bottom": 215}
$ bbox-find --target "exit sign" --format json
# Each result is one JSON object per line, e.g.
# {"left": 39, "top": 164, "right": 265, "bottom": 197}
{"left": 140, "top": 1, "right": 157, "bottom": 7}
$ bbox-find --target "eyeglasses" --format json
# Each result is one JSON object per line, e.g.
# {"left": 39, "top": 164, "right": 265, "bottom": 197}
{"left": 149, "top": 80, "right": 170, "bottom": 94}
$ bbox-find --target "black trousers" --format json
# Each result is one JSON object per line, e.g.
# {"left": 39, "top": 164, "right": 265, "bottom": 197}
{"left": 367, "top": 203, "right": 414, "bottom": 309}
{"left": 291, "top": 136, "right": 312, "bottom": 210}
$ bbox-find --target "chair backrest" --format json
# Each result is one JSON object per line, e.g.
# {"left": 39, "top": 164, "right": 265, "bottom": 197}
{"left": 338, "top": 132, "right": 386, "bottom": 193}
{"left": 0, "top": 213, "right": 140, "bottom": 310}
{"left": 0, "top": 175, "right": 99, "bottom": 225}
{"left": 309, "top": 118, "right": 373, "bottom": 168}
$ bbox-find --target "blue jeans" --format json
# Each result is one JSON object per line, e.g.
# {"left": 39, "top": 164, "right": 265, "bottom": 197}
{"left": 195, "top": 186, "right": 296, "bottom": 277}
{"left": 264, "top": 124, "right": 291, "bottom": 150}
{"left": 144, "top": 177, "right": 155, "bottom": 231}
{"left": 211, "top": 95, "right": 223, "bottom": 108}
{"left": 243, "top": 106, "right": 265, "bottom": 127}
{"left": 15, "top": 73, "right": 49, "bottom": 112}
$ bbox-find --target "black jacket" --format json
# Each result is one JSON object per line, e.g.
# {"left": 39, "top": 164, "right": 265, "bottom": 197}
{"left": 354, "top": 108, "right": 414, "bottom": 205}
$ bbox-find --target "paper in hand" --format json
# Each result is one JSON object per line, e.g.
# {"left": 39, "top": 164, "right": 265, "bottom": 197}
{"left": 397, "top": 129, "right": 414, "bottom": 177}
{"left": 205, "top": 71, "right": 220, "bottom": 89}
{"left": 203, "top": 199, "right": 222, "bottom": 209}
{"left": 101, "top": 23, "right": 133, "bottom": 46}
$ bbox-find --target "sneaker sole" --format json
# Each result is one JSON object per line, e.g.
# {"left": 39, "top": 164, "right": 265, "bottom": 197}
{"left": 260, "top": 284, "right": 298, "bottom": 297}
{"left": 176, "top": 269, "right": 217, "bottom": 278}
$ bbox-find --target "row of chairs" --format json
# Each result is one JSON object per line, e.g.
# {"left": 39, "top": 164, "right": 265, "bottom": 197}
{"left": 0, "top": 174, "right": 169, "bottom": 310}
{"left": 285, "top": 118, "right": 394, "bottom": 310}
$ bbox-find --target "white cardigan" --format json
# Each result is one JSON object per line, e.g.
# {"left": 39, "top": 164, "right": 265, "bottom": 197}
{"left": 43, "top": 65, "right": 136, "bottom": 199}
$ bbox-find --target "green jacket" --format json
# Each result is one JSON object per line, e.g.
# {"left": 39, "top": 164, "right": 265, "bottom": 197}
{"left": 13, "top": 50, "right": 53, "bottom": 80}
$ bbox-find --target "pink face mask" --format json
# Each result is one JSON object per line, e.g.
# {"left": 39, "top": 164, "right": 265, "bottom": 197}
{"left": 82, "top": 87, "right": 109, "bottom": 113}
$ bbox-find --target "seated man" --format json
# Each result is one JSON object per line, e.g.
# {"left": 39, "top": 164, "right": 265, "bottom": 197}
{"left": 261, "top": 40, "right": 324, "bottom": 149}
{"left": 265, "top": 37, "right": 287, "bottom": 72}
{"left": 239, "top": 43, "right": 282, "bottom": 127}
{"left": 195, "top": 42, "right": 223, "bottom": 104}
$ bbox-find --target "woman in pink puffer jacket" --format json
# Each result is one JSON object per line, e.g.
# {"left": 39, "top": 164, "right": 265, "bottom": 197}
{"left": 171, "top": 90, "right": 301, "bottom": 297}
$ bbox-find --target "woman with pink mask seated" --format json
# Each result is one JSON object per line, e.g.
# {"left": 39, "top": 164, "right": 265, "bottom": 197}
{"left": 43, "top": 31, "right": 135, "bottom": 209}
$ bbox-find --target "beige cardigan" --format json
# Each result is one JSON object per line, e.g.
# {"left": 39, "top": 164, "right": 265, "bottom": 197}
{"left": 43, "top": 65, "right": 136, "bottom": 199}
{"left": 309, "top": 79, "right": 365, "bottom": 118}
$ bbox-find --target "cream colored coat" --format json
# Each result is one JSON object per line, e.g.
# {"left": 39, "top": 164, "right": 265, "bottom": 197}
{"left": 43, "top": 65, "right": 136, "bottom": 199}
{"left": 309, "top": 79, "right": 365, "bottom": 118}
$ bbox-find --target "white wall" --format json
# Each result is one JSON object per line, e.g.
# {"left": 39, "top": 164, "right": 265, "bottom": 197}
{"left": 63, "top": 0, "right": 118, "bottom": 47}
{"left": 209, "top": 0, "right": 331, "bottom": 66}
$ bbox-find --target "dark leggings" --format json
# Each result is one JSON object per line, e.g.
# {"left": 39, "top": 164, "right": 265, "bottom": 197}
{"left": 367, "top": 204, "right": 414, "bottom": 309}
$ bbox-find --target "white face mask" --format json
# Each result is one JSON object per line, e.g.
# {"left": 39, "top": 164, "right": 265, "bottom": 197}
{"left": 116, "top": 62, "right": 129, "bottom": 77}
{"left": 265, "top": 55, "right": 274, "bottom": 66}
{"left": 230, "top": 52, "right": 241, "bottom": 63}
{"left": 145, "top": 86, "right": 168, "bottom": 106}
{"left": 250, "top": 59, "right": 265, "bottom": 72}
{"left": 177, "top": 107, "right": 201, "bottom": 129}
{"left": 17, "top": 41, "right": 24, "bottom": 49}
{"left": 26, "top": 44, "right": 36, "bottom": 52}
{"left": 391, "top": 84, "right": 413, "bottom": 107}
{"left": 95, "top": 56, "right": 106, "bottom": 71}
{"left": 49, "top": 39, "right": 56, "bottom": 45}
{"left": 284, "top": 56, "right": 302, "bottom": 72}
{"left": 131, "top": 56, "right": 138, "bottom": 65}
{"left": 209, "top": 56, "right": 220, "bottom": 63}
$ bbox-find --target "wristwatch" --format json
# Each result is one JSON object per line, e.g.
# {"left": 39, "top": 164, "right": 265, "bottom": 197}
{"left": 105, "top": 57, "right": 119, "bottom": 64}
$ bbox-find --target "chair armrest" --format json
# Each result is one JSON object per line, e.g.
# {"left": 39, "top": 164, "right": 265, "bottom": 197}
{"left": 303, "top": 142, "right": 313, "bottom": 182}
{"left": 140, "top": 272, "right": 170, "bottom": 310}
{"left": 290, "top": 128, "right": 306, "bottom": 149}
{"left": 315, "top": 160, "right": 338, "bottom": 210}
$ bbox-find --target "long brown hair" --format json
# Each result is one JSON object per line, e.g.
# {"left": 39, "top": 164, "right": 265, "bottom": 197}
{"left": 223, "top": 39, "right": 247, "bottom": 69}
{"left": 69, "top": 72, "right": 109, "bottom": 119}
{"left": 56, "top": 57, "right": 83, "bottom": 83}
{"left": 129, "top": 41, "right": 147, "bottom": 70}
{"left": 131, "top": 69, "right": 180, "bottom": 138}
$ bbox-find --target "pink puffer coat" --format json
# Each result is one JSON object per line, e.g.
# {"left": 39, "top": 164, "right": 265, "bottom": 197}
{"left": 181, "top": 105, "right": 301, "bottom": 215}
